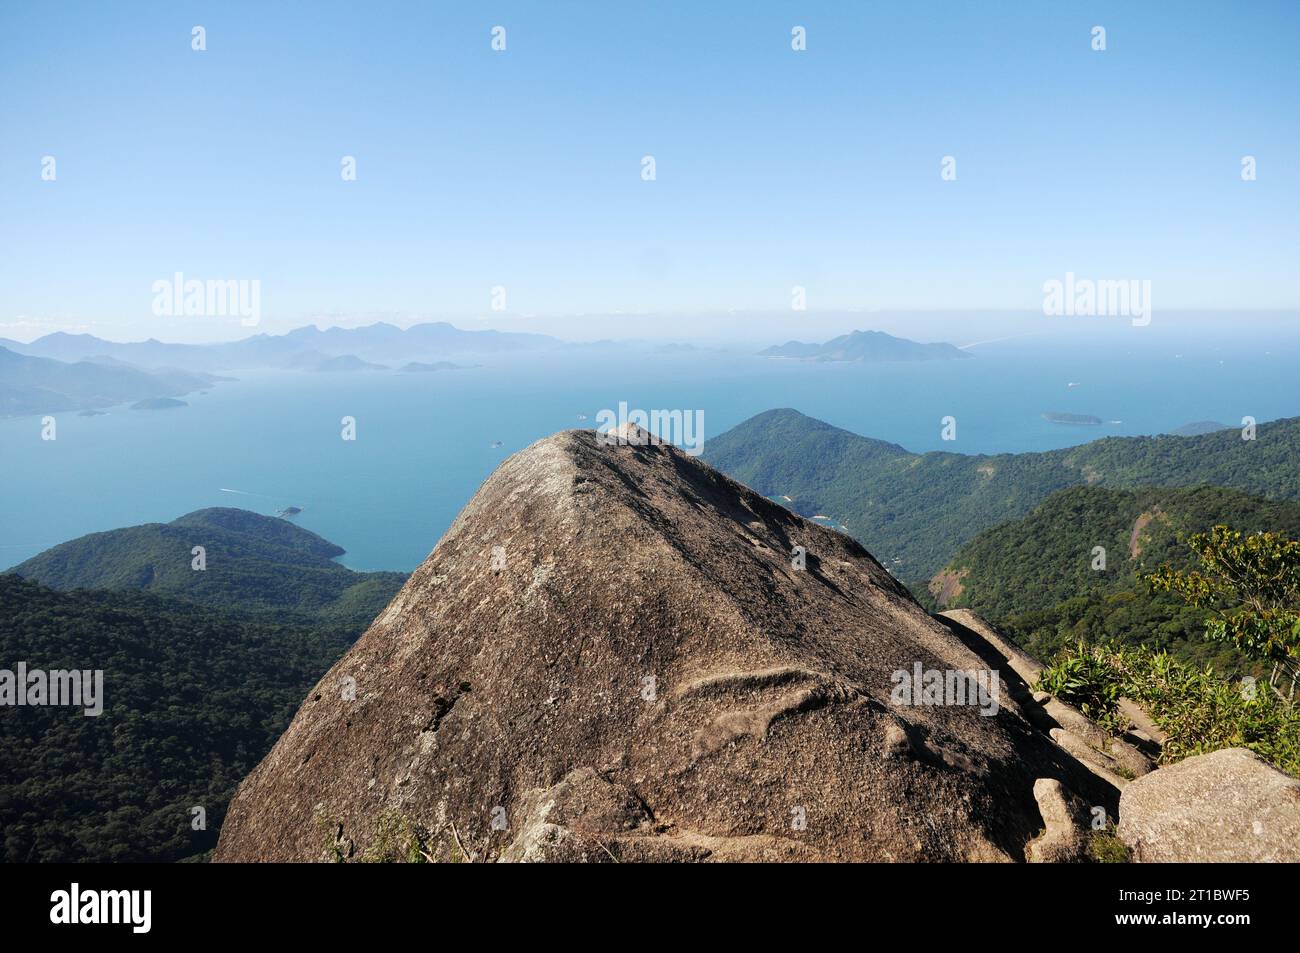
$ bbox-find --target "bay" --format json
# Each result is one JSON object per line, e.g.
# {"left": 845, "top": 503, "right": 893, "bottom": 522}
{"left": 2, "top": 332, "right": 1296, "bottom": 573}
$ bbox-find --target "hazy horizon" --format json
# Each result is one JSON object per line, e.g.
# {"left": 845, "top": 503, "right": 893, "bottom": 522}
{"left": 6, "top": 308, "right": 1300, "bottom": 350}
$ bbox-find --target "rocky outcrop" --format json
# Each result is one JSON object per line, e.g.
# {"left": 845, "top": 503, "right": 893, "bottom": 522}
{"left": 213, "top": 425, "right": 1111, "bottom": 863}
{"left": 936, "top": 610, "right": 1152, "bottom": 791}
{"left": 1116, "top": 696, "right": 1166, "bottom": 755}
{"left": 1049, "top": 727, "right": 1136, "bottom": 790}
{"left": 1117, "top": 748, "right": 1300, "bottom": 862}
{"left": 1025, "top": 778, "right": 1092, "bottom": 863}
{"left": 939, "top": 609, "right": 1044, "bottom": 689}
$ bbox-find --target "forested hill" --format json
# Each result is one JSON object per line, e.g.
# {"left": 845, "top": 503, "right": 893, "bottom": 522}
{"left": 933, "top": 485, "right": 1300, "bottom": 620}
{"left": 12, "top": 507, "right": 405, "bottom": 628}
{"left": 2, "top": 510, "right": 407, "bottom": 862}
{"left": 0, "top": 575, "right": 359, "bottom": 862}
{"left": 705, "top": 409, "right": 1300, "bottom": 579}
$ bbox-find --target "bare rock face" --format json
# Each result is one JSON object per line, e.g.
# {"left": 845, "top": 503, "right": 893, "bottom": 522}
{"left": 1118, "top": 748, "right": 1300, "bottom": 862}
{"left": 1025, "top": 778, "right": 1092, "bottom": 863}
{"left": 938, "top": 609, "right": 1045, "bottom": 689}
{"left": 214, "top": 426, "right": 1106, "bottom": 863}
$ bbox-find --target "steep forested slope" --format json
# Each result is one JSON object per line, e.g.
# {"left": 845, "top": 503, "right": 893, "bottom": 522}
{"left": 706, "top": 409, "right": 1300, "bottom": 579}
{"left": 0, "top": 576, "right": 359, "bottom": 862}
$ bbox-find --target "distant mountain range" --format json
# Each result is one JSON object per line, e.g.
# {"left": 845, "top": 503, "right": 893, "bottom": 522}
{"left": 705, "top": 408, "right": 1300, "bottom": 581}
{"left": 759, "top": 329, "right": 970, "bottom": 362}
{"left": 0, "top": 346, "right": 225, "bottom": 416}
{"left": 3, "top": 321, "right": 563, "bottom": 374}
{"left": 0, "top": 321, "right": 568, "bottom": 415}
{"left": 3, "top": 324, "right": 972, "bottom": 417}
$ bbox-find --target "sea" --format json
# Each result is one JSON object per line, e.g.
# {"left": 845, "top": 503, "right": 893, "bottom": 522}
{"left": 2, "top": 329, "right": 1297, "bottom": 573}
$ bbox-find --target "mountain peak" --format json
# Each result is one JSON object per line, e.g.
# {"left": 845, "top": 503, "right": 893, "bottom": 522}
{"left": 215, "top": 428, "right": 1106, "bottom": 862}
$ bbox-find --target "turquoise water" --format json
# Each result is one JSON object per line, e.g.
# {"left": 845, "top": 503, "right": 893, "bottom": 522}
{"left": 3, "top": 331, "right": 1297, "bottom": 573}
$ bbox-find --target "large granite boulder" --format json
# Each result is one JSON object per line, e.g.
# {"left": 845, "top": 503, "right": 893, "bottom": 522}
{"left": 1118, "top": 747, "right": 1300, "bottom": 862}
{"left": 215, "top": 425, "right": 1105, "bottom": 862}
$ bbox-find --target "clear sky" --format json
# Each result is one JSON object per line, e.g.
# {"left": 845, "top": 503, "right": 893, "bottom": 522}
{"left": 1, "top": 1, "right": 1297, "bottom": 343}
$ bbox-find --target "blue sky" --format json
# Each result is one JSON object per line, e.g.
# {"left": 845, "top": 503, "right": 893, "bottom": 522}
{"left": 1, "top": 1, "right": 1297, "bottom": 342}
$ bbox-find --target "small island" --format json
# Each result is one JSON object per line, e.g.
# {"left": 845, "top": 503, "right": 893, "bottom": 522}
{"left": 399, "top": 361, "right": 471, "bottom": 373}
{"left": 130, "top": 397, "right": 187, "bottom": 411}
{"left": 759, "top": 329, "right": 970, "bottom": 363}
{"left": 277, "top": 506, "right": 303, "bottom": 518}
{"left": 77, "top": 409, "right": 108, "bottom": 417}
{"left": 1043, "top": 411, "right": 1102, "bottom": 426}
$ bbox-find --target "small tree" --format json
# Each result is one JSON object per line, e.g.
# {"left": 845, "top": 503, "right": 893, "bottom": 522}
{"left": 1147, "top": 526, "right": 1300, "bottom": 684}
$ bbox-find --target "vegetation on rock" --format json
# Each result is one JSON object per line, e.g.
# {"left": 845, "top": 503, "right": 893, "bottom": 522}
{"left": 1038, "top": 642, "right": 1300, "bottom": 776}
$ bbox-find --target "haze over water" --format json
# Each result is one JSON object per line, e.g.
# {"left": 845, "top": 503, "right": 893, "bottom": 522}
{"left": 3, "top": 327, "right": 1296, "bottom": 573}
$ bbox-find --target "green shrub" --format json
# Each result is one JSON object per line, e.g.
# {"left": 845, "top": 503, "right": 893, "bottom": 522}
{"left": 1036, "top": 641, "right": 1126, "bottom": 731}
{"left": 360, "top": 811, "right": 429, "bottom": 864}
{"left": 1038, "top": 642, "right": 1300, "bottom": 776}
{"left": 1088, "top": 826, "right": 1131, "bottom": 863}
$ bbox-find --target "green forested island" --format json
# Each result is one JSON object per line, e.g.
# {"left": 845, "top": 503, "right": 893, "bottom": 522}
{"left": 758, "top": 329, "right": 970, "bottom": 363}
{"left": 1043, "top": 411, "right": 1103, "bottom": 425}
{"left": 13, "top": 507, "right": 405, "bottom": 627}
